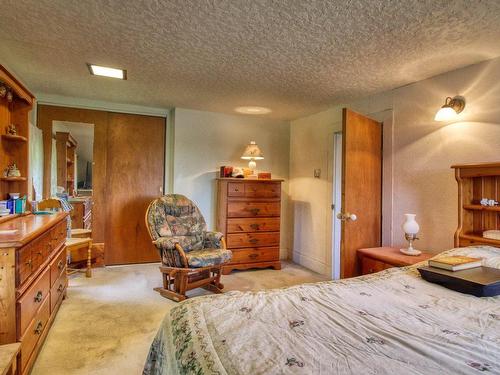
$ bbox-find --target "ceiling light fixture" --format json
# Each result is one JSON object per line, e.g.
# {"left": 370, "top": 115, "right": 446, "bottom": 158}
{"left": 235, "top": 106, "right": 271, "bottom": 115}
{"left": 434, "top": 96, "right": 465, "bottom": 122}
{"left": 87, "top": 64, "right": 127, "bottom": 80}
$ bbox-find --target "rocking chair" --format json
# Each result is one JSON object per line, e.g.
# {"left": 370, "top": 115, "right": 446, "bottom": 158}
{"left": 145, "top": 194, "right": 232, "bottom": 302}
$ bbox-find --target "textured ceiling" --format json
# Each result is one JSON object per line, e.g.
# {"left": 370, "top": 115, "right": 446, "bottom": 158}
{"left": 1, "top": 0, "right": 500, "bottom": 120}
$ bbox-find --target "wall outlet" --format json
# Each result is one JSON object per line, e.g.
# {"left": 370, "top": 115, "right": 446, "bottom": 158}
{"left": 314, "top": 169, "right": 321, "bottom": 178}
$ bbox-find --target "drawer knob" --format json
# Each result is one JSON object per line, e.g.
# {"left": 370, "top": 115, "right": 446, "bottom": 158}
{"left": 57, "top": 260, "right": 64, "bottom": 270}
{"left": 34, "top": 291, "right": 43, "bottom": 303}
{"left": 250, "top": 223, "right": 260, "bottom": 230}
{"left": 57, "top": 284, "right": 64, "bottom": 292}
{"left": 34, "top": 321, "right": 43, "bottom": 335}
{"left": 249, "top": 253, "right": 258, "bottom": 259}
{"left": 25, "top": 259, "right": 32, "bottom": 268}
{"left": 249, "top": 238, "right": 258, "bottom": 244}
{"left": 249, "top": 208, "right": 260, "bottom": 215}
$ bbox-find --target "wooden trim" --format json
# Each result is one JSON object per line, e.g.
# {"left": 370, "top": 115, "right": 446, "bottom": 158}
{"left": 0, "top": 64, "right": 34, "bottom": 105}
{"left": 451, "top": 161, "right": 500, "bottom": 169}
{"left": 216, "top": 178, "right": 284, "bottom": 182}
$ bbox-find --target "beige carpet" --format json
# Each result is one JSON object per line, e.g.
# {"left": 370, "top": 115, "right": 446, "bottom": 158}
{"left": 32, "top": 262, "right": 328, "bottom": 375}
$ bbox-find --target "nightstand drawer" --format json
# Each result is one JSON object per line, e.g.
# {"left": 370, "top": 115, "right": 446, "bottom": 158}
{"left": 361, "top": 257, "right": 391, "bottom": 275}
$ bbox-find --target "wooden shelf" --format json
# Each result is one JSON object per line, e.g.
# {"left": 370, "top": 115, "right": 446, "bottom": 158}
{"left": 463, "top": 204, "right": 500, "bottom": 212}
{"left": 1, "top": 134, "right": 28, "bottom": 142}
{"left": 460, "top": 233, "right": 500, "bottom": 246}
{"left": 0, "top": 176, "right": 27, "bottom": 182}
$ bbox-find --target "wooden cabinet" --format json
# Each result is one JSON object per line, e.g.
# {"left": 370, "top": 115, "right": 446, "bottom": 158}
{"left": 56, "top": 132, "right": 77, "bottom": 196}
{"left": 69, "top": 197, "right": 92, "bottom": 229}
{"left": 217, "top": 178, "right": 282, "bottom": 274}
{"left": 0, "top": 65, "right": 34, "bottom": 202}
{"left": 0, "top": 213, "right": 68, "bottom": 375}
{"left": 452, "top": 162, "right": 500, "bottom": 248}
{"left": 358, "top": 247, "right": 432, "bottom": 276}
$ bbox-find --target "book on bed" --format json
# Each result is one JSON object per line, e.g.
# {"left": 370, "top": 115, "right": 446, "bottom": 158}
{"left": 418, "top": 266, "right": 500, "bottom": 297}
{"left": 428, "top": 256, "right": 482, "bottom": 271}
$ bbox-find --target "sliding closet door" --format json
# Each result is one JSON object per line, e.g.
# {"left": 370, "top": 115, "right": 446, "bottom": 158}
{"left": 340, "top": 108, "right": 382, "bottom": 278}
{"left": 105, "top": 113, "right": 165, "bottom": 265}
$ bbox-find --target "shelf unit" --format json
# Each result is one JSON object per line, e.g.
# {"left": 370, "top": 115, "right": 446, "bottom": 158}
{"left": 56, "top": 132, "right": 77, "bottom": 196}
{"left": 0, "top": 65, "right": 34, "bottom": 201}
{"left": 452, "top": 162, "right": 500, "bottom": 247}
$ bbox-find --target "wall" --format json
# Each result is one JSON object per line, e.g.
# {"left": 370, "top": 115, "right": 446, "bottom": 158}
{"left": 173, "top": 108, "right": 291, "bottom": 258}
{"left": 290, "top": 57, "right": 500, "bottom": 276}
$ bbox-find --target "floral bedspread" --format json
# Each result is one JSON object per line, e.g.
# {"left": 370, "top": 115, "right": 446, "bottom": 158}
{"left": 143, "top": 246, "right": 500, "bottom": 375}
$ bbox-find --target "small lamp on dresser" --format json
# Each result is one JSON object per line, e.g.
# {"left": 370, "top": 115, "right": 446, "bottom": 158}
{"left": 241, "top": 141, "right": 264, "bottom": 170}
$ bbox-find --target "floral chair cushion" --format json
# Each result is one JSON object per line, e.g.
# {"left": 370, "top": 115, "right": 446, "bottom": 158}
{"left": 146, "top": 194, "right": 232, "bottom": 268}
{"left": 147, "top": 194, "right": 207, "bottom": 249}
{"left": 186, "top": 248, "right": 233, "bottom": 268}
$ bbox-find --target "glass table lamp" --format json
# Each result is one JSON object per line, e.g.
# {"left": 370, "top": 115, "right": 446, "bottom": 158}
{"left": 400, "top": 213, "right": 421, "bottom": 256}
{"left": 241, "top": 141, "right": 264, "bottom": 170}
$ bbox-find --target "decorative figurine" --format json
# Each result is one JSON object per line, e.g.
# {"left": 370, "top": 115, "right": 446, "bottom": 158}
{"left": 0, "top": 85, "right": 6, "bottom": 98}
{"left": 6, "top": 163, "right": 21, "bottom": 177}
{"left": 6, "top": 90, "right": 13, "bottom": 102}
{"left": 6, "top": 123, "right": 17, "bottom": 135}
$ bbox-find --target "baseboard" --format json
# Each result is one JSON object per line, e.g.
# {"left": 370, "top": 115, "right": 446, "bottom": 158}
{"left": 292, "top": 250, "right": 330, "bottom": 276}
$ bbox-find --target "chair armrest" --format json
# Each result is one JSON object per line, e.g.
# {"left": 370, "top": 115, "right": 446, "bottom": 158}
{"left": 153, "top": 237, "right": 181, "bottom": 250}
{"left": 153, "top": 237, "right": 189, "bottom": 268}
{"left": 203, "top": 231, "right": 224, "bottom": 249}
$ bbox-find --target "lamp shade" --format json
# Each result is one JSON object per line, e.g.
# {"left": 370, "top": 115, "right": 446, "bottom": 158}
{"left": 241, "top": 141, "right": 264, "bottom": 160}
{"left": 434, "top": 106, "right": 457, "bottom": 122}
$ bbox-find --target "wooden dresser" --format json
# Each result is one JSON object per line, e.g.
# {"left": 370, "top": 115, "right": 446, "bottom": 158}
{"left": 69, "top": 197, "right": 92, "bottom": 230}
{"left": 0, "top": 213, "right": 68, "bottom": 374}
{"left": 216, "top": 178, "right": 282, "bottom": 274}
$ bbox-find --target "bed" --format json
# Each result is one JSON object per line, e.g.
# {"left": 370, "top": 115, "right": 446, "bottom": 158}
{"left": 143, "top": 246, "right": 500, "bottom": 374}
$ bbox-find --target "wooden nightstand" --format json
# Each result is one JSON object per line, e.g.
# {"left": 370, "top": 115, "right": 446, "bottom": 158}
{"left": 358, "top": 247, "right": 433, "bottom": 275}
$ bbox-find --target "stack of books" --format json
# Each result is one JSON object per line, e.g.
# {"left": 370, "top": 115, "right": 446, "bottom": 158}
{"left": 428, "top": 256, "right": 482, "bottom": 271}
{"left": 418, "top": 255, "right": 500, "bottom": 297}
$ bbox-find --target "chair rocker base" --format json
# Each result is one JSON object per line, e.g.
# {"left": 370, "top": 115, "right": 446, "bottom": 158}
{"left": 155, "top": 264, "right": 226, "bottom": 302}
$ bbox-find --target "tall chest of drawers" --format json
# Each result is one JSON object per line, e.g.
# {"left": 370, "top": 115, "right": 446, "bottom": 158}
{"left": 0, "top": 213, "right": 68, "bottom": 375}
{"left": 216, "top": 178, "right": 282, "bottom": 274}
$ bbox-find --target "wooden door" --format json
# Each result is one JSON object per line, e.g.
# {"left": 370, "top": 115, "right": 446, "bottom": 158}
{"left": 105, "top": 113, "right": 165, "bottom": 265}
{"left": 340, "top": 108, "right": 382, "bottom": 278}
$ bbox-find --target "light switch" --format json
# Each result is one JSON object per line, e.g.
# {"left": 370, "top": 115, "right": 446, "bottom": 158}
{"left": 314, "top": 169, "right": 321, "bottom": 178}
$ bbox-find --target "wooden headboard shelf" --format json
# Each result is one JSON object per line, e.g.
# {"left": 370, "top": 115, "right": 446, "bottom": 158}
{"left": 452, "top": 162, "right": 500, "bottom": 248}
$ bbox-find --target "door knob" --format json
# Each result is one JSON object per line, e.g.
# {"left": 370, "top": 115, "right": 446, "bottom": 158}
{"left": 336, "top": 212, "right": 357, "bottom": 221}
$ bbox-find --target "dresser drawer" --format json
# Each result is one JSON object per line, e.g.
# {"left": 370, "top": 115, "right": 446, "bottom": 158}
{"left": 361, "top": 257, "right": 391, "bottom": 275}
{"left": 227, "top": 218, "right": 280, "bottom": 233}
{"left": 50, "top": 270, "right": 67, "bottom": 313}
{"left": 16, "top": 244, "right": 33, "bottom": 286}
{"left": 20, "top": 294, "right": 50, "bottom": 372}
{"left": 51, "top": 220, "right": 67, "bottom": 251}
{"left": 227, "top": 232, "right": 280, "bottom": 248}
{"left": 243, "top": 182, "right": 280, "bottom": 198}
{"left": 30, "top": 232, "right": 50, "bottom": 273}
{"left": 227, "top": 182, "right": 245, "bottom": 197}
{"left": 230, "top": 247, "right": 279, "bottom": 264}
{"left": 227, "top": 202, "right": 280, "bottom": 218}
{"left": 50, "top": 247, "right": 67, "bottom": 287}
{"left": 17, "top": 266, "right": 51, "bottom": 337}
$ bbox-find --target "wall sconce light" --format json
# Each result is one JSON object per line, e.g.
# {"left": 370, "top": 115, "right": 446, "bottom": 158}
{"left": 241, "top": 141, "right": 264, "bottom": 169}
{"left": 434, "top": 96, "right": 466, "bottom": 122}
